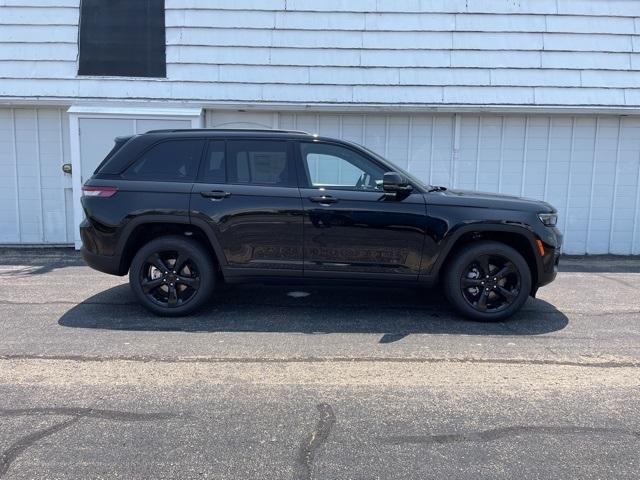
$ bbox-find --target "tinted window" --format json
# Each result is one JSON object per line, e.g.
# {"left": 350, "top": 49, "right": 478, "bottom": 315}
{"left": 227, "top": 141, "right": 294, "bottom": 187}
{"left": 94, "top": 137, "right": 130, "bottom": 174}
{"left": 300, "top": 142, "right": 386, "bottom": 191}
{"left": 201, "top": 141, "right": 226, "bottom": 183}
{"left": 78, "top": 0, "right": 165, "bottom": 77}
{"left": 123, "top": 139, "right": 203, "bottom": 182}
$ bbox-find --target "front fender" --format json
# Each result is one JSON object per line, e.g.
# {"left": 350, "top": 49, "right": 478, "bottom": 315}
{"left": 422, "top": 221, "right": 543, "bottom": 283}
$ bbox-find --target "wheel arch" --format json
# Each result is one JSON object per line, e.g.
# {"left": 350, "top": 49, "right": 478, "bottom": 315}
{"left": 431, "top": 224, "right": 541, "bottom": 294}
{"left": 117, "top": 216, "right": 226, "bottom": 276}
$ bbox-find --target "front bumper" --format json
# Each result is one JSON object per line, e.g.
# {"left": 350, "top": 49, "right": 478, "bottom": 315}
{"left": 537, "top": 245, "right": 560, "bottom": 287}
{"left": 536, "top": 227, "right": 562, "bottom": 288}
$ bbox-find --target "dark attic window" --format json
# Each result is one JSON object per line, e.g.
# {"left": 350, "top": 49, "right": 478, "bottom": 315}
{"left": 78, "top": 0, "right": 166, "bottom": 78}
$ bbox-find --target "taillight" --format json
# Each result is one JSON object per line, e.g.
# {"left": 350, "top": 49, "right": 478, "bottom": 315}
{"left": 82, "top": 186, "right": 118, "bottom": 197}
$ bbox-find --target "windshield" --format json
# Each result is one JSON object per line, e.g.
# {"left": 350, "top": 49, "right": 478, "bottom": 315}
{"left": 351, "top": 143, "right": 434, "bottom": 191}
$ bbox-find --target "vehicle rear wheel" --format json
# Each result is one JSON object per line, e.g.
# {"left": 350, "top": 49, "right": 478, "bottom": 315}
{"left": 443, "top": 240, "right": 532, "bottom": 321}
{"left": 129, "top": 235, "right": 215, "bottom": 316}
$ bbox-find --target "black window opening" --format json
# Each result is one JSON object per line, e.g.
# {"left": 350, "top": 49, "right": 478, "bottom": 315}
{"left": 202, "top": 140, "right": 295, "bottom": 187}
{"left": 78, "top": 0, "right": 166, "bottom": 78}
{"left": 123, "top": 140, "right": 204, "bottom": 182}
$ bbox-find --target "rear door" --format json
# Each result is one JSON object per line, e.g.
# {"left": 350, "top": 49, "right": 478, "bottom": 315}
{"left": 190, "top": 138, "right": 304, "bottom": 276}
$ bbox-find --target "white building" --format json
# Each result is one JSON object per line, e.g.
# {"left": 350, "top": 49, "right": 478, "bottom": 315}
{"left": 1, "top": 0, "right": 640, "bottom": 254}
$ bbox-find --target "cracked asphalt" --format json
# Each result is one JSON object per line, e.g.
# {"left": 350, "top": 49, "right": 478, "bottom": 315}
{"left": 0, "top": 249, "right": 639, "bottom": 479}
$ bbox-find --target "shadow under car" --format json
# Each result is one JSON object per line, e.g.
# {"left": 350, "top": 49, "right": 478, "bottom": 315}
{"left": 58, "top": 283, "right": 568, "bottom": 341}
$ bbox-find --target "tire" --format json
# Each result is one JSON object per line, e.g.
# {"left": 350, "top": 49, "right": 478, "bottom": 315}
{"left": 129, "top": 235, "right": 215, "bottom": 316}
{"left": 443, "top": 240, "right": 532, "bottom": 322}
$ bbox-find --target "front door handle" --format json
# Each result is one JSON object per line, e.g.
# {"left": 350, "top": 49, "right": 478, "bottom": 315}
{"left": 201, "top": 190, "right": 231, "bottom": 200}
{"left": 309, "top": 195, "right": 338, "bottom": 204}
{"left": 309, "top": 195, "right": 338, "bottom": 205}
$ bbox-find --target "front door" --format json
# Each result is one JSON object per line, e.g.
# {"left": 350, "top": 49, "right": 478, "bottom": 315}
{"left": 190, "top": 139, "right": 304, "bottom": 276}
{"left": 297, "top": 141, "right": 427, "bottom": 279}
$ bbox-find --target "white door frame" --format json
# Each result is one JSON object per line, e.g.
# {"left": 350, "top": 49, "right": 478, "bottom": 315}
{"left": 67, "top": 106, "right": 203, "bottom": 249}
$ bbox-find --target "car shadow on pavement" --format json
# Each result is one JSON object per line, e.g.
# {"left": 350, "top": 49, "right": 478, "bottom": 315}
{"left": 58, "top": 283, "right": 568, "bottom": 341}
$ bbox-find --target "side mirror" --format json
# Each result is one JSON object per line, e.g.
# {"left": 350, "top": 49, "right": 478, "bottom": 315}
{"left": 383, "top": 172, "right": 413, "bottom": 194}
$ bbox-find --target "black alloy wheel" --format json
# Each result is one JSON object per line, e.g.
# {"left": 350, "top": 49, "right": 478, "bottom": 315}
{"left": 141, "top": 250, "right": 201, "bottom": 308}
{"left": 129, "top": 235, "right": 215, "bottom": 316}
{"left": 443, "top": 240, "right": 532, "bottom": 321}
{"left": 459, "top": 254, "right": 521, "bottom": 313}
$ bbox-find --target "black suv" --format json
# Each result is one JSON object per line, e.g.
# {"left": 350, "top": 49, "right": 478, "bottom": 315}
{"left": 80, "top": 129, "right": 562, "bottom": 321}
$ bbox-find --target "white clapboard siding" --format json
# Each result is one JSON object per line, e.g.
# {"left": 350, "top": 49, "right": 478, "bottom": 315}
{"left": 0, "top": 107, "right": 73, "bottom": 244}
{"left": 207, "top": 110, "right": 640, "bottom": 255}
{"left": 3, "top": 2, "right": 640, "bottom": 106}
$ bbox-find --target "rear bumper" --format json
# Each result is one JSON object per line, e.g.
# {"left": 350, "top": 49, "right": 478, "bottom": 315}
{"left": 81, "top": 247, "right": 123, "bottom": 276}
{"left": 80, "top": 218, "right": 123, "bottom": 276}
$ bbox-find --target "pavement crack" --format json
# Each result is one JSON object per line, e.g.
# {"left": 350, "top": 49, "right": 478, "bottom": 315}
{"left": 295, "top": 403, "right": 336, "bottom": 480}
{"left": 0, "top": 355, "right": 638, "bottom": 368}
{"left": 0, "top": 407, "right": 177, "bottom": 478}
{"left": 0, "top": 416, "right": 81, "bottom": 478}
{"left": 0, "top": 407, "right": 177, "bottom": 421}
{"left": 382, "top": 425, "right": 640, "bottom": 446}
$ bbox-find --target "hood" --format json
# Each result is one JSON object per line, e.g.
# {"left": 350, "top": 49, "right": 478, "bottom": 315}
{"left": 427, "top": 188, "right": 556, "bottom": 213}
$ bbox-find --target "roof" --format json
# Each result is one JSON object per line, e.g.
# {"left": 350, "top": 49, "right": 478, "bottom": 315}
{"left": 143, "top": 128, "right": 312, "bottom": 137}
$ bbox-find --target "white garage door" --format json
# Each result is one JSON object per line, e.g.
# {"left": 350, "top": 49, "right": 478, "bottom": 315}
{"left": 206, "top": 110, "right": 640, "bottom": 255}
{"left": 0, "top": 107, "right": 73, "bottom": 244}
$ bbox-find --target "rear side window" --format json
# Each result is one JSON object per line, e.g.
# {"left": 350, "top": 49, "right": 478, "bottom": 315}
{"left": 123, "top": 139, "right": 204, "bottom": 182}
{"left": 226, "top": 140, "right": 294, "bottom": 187}
{"left": 201, "top": 140, "right": 226, "bottom": 184}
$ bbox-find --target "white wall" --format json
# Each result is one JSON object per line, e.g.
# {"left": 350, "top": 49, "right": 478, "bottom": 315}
{"left": 3, "top": 1, "right": 640, "bottom": 108}
{"left": 207, "top": 110, "right": 640, "bottom": 255}
{"left": 0, "top": 107, "right": 73, "bottom": 244}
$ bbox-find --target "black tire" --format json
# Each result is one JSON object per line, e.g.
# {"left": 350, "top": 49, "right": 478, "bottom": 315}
{"left": 129, "top": 235, "right": 215, "bottom": 316}
{"left": 443, "top": 240, "right": 532, "bottom": 321}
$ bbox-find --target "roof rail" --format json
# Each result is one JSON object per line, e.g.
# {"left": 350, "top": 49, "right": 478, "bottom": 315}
{"left": 144, "top": 127, "right": 312, "bottom": 135}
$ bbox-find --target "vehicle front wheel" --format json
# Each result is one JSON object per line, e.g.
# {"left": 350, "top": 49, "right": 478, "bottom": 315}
{"left": 443, "top": 240, "right": 532, "bottom": 321}
{"left": 129, "top": 235, "right": 215, "bottom": 316}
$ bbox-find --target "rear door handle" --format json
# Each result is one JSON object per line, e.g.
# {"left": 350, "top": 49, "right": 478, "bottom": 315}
{"left": 201, "top": 190, "right": 231, "bottom": 200}
{"left": 309, "top": 195, "right": 338, "bottom": 204}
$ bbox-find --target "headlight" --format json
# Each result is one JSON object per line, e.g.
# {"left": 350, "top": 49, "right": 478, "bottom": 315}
{"left": 538, "top": 212, "right": 557, "bottom": 227}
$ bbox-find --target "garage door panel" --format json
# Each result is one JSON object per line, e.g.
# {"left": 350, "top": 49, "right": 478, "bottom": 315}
{"left": 0, "top": 107, "right": 72, "bottom": 244}
{"left": 338, "top": 115, "right": 364, "bottom": 144}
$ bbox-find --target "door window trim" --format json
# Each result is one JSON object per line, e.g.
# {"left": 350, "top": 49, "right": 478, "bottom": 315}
{"left": 196, "top": 139, "right": 226, "bottom": 184}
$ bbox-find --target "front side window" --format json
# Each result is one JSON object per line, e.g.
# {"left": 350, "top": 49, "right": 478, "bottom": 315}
{"left": 300, "top": 142, "right": 386, "bottom": 191}
{"left": 123, "top": 139, "right": 204, "bottom": 182}
{"left": 226, "top": 140, "right": 294, "bottom": 187}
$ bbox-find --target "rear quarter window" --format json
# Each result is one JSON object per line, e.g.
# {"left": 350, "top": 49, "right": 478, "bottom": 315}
{"left": 122, "top": 139, "right": 204, "bottom": 182}
{"left": 94, "top": 137, "right": 130, "bottom": 174}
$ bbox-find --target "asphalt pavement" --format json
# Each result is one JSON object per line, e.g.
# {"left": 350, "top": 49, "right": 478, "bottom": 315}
{"left": 0, "top": 249, "right": 639, "bottom": 479}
